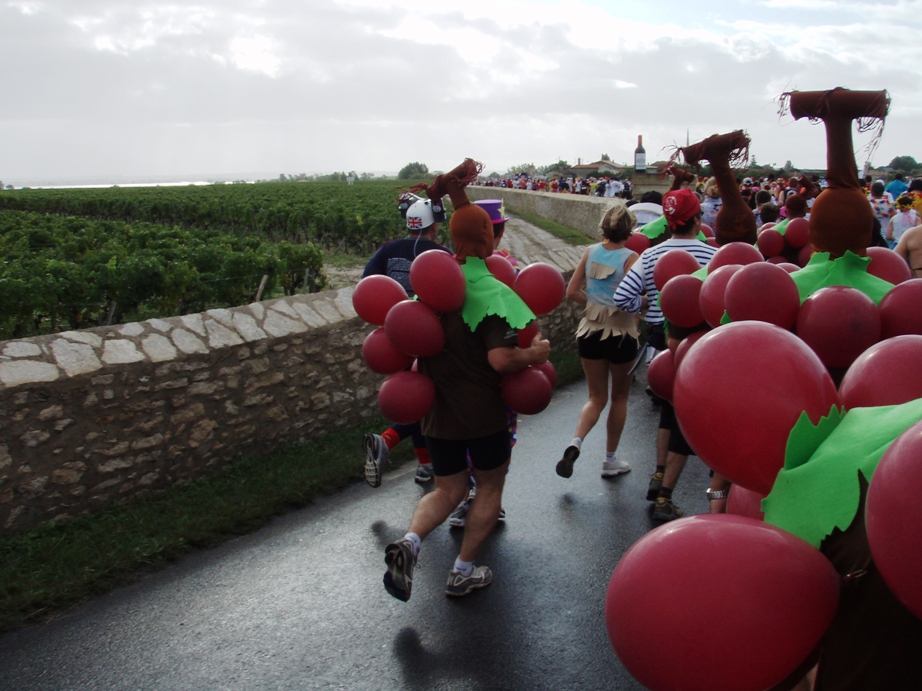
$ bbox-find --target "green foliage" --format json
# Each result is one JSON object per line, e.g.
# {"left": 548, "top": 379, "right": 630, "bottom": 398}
{"left": 397, "top": 162, "right": 429, "bottom": 180}
{"left": 888, "top": 155, "right": 919, "bottom": 172}
{"left": 0, "top": 210, "right": 327, "bottom": 338}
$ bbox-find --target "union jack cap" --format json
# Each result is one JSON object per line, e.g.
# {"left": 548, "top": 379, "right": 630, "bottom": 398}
{"left": 407, "top": 215, "right": 424, "bottom": 229}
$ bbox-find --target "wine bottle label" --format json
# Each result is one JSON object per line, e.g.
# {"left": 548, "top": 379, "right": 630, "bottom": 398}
{"left": 635, "top": 153, "right": 646, "bottom": 171}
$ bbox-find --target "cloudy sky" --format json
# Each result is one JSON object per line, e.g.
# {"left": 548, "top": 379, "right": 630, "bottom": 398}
{"left": 2, "top": 0, "right": 920, "bottom": 185}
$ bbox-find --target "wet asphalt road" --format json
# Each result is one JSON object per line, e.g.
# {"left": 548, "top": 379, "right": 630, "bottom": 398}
{"left": 0, "top": 376, "right": 713, "bottom": 691}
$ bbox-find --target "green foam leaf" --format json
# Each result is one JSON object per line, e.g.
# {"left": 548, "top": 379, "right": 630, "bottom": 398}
{"left": 764, "top": 399, "right": 922, "bottom": 547}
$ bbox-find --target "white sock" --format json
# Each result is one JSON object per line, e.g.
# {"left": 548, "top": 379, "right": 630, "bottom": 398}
{"left": 453, "top": 557, "right": 474, "bottom": 576}
{"left": 606, "top": 451, "right": 617, "bottom": 463}
{"left": 570, "top": 437, "right": 583, "bottom": 450}
{"left": 404, "top": 532, "right": 422, "bottom": 557}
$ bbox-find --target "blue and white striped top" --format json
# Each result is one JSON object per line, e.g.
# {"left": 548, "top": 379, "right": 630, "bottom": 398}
{"left": 612, "top": 239, "right": 717, "bottom": 325}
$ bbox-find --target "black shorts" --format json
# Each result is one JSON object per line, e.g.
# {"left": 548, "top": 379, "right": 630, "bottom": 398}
{"left": 426, "top": 427, "right": 511, "bottom": 476}
{"left": 646, "top": 323, "right": 666, "bottom": 352}
{"left": 658, "top": 401, "right": 695, "bottom": 457}
{"left": 577, "top": 332, "right": 640, "bottom": 364}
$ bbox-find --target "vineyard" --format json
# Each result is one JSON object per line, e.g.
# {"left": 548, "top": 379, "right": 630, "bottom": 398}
{"left": 0, "top": 180, "right": 415, "bottom": 339}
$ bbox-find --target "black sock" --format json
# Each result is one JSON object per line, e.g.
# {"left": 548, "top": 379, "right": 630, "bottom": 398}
{"left": 654, "top": 466, "right": 666, "bottom": 476}
{"left": 658, "top": 487, "right": 673, "bottom": 501}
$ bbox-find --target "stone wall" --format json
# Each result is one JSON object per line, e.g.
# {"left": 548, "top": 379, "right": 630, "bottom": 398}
{"left": 468, "top": 171, "right": 673, "bottom": 239}
{"left": 0, "top": 245, "right": 584, "bottom": 533}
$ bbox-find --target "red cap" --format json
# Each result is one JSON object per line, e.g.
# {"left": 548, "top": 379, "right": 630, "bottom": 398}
{"left": 663, "top": 189, "right": 701, "bottom": 230}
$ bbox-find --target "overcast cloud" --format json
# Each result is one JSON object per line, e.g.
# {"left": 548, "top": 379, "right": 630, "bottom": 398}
{"left": 2, "top": 0, "right": 920, "bottom": 185}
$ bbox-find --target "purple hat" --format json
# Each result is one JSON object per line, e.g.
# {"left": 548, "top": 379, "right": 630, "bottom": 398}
{"left": 473, "top": 199, "right": 507, "bottom": 225}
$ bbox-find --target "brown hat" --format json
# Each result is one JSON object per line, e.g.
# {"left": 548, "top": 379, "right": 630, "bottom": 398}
{"left": 417, "top": 159, "right": 493, "bottom": 261}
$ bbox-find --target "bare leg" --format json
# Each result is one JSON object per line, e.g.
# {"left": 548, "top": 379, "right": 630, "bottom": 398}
{"left": 662, "top": 451, "right": 687, "bottom": 491}
{"left": 407, "top": 470, "right": 469, "bottom": 540}
{"left": 573, "top": 358, "right": 610, "bottom": 441}
{"left": 459, "top": 460, "right": 510, "bottom": 562}
{"left": 605, "top": 361, "right": 635, "bottom": 453}
{"left": 708, "top": 472, "right": 731, "bottom": 514}
{"left": 656, "top": 428, "right": 669, "bottom": 468}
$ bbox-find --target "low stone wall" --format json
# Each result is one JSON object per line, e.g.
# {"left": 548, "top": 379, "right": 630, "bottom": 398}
{"left": 469, "top": 171, "right": 673, "bottom": 238}
{"left": 0, "top": 245, "right": 584, "bottom": 533}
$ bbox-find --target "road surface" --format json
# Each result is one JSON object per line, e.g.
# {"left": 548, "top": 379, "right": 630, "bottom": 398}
{"left": 0, "top": 373, "right": 714, "bottom": 691}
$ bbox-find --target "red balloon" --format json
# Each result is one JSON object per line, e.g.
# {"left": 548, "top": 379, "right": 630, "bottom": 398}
{"left": 879, "top": 279, "right": 922, "bottom": 338}
{"left": 865, "top": 246, "right": 911, "bottom": 285}
{"left": 759, "top": 222, "right": 777, "bottom": 232}
{"left": 726, "top": 484, "right": 766, "bottom": 521}
{"left": 673, "top": 322, "right": 840, "bottom": 494}
{"left": 673, "top": 330, "right": 706, "bottom": 370}
{"left": 797, "top": 244, "right": 815, "bottom": 267}
{"left": 409, "top": 250, "right": 466, "bottom": 312}
{"left": 706, "top": 236, "right": 719, "bottom": 248}
{"left": 625, "top": 231, "right": 651, "bottom": 254}
{"left": 501, "top": 366, "right": 553, "bottom": 415}
{"left": 352, "top": 275, "right": 408, "bottom": 325}
{"left": 660, "top": 274, "right": 704, "bottom": 328}
{"left": 517, "top": 321, "right": 539, "bottom": 348}
{"left": 383, "top": 300, "right": 445, "bottom": 357}
{"left": 777, "top": 262, "right": 801, "bottom": 273}
{"left": 766, "top": 255, "right": 788, "bottom": 264}
{"left": 513, "top": 262, "right": 565, "bottom": 316}
{"left": 486, "top": 254, "right": 516, "bottom": 287}
{"left": 699, "top": 264, "right": 742, "bottom": 328}
{"left": 839, "top": 336, "right": 922, "bottom": 409}
{"left": 724, "top": 262, "right": 801, "bottom": 329}
{"left": 362, "top": 328, "right": 414, "bottom": 374}
{"left": 866, "top": 419, "right": 922, "bottom": 620}
{"left": 653, "top": 249, "right": 702, "bottom": 291}
{"left": 646, "top": 349, "right": 675, "bottom": 402}
{"left": 606, "top": 514, "right": 840, "bottom": 691}
{"left": 757, "top": 228, "right": 786, "bottom": 258}
{"left": 709, "top": 242, "right": 763, "bottom": 272}
{"left": 700, "top": 223, "right": 715, "bottom": 238}
{"left": 795, "top": 286, "right": 881, "bottom": 370}
{"left": 377, "top": 370, "right": 436, "bottom": 424}
{"left": 784, "top": 218, "right": 810, "bottom": 249}
{"left": 534, "top": 360, "right": 557, "bottom": 389}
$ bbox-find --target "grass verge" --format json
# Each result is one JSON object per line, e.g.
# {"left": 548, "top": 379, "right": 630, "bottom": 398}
{"left": 511, "top": 210, "right": 592, "bottom": 246}
{"left": 0, "top": 349, "right": 583, "bottom": 634}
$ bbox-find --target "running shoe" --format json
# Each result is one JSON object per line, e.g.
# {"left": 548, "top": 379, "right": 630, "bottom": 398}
{"left": 555, "top": 445, "right": 580, "bottom": 478}
{"left": 414, "top": 463, "right": 434, "bottom": 484}
{"left": 445, "top": 565, "right": 493, "bottom": 597}
{"left": 652, "top": 498, "right": 684, "bottom": 522}
{"left": 383, "top": 539, "right": 416, "bottom": 602}
{"left": 646, "top": 471, "right": 664, "bottom": 501}
{"left": 448, "top": 500, "right": 470, "bottom": 528}
{"left": 363, "top": 433, "right": 389, "bottom": 488}
{"left": 449, "top": 502, "right": 506, "bottom": 529}
{"left": 601, "top": 459, "right": 631, "bottom": 477}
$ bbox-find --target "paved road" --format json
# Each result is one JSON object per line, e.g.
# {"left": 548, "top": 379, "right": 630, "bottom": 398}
{"left": 0, "top": 376, "right": 713, "bottom": 690}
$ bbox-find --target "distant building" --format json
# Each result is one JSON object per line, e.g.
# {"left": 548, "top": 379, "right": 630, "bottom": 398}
{"left": 568, "top": 160, "right": 628, "bottom": 177}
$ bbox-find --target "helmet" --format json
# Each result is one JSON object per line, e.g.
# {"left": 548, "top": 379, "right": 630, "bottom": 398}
{"left": 406, "top": 199, "right": 436, "bottom": 231}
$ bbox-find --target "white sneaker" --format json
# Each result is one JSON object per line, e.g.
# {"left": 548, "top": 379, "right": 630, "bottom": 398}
{"left": 601, "top": 459, "right": 631, "bottom": 477}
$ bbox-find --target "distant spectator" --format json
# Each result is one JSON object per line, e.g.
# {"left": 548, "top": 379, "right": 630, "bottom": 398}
{"left": 869, "top": 181, "right": 896, "bottom": 228}
{"left": 885, "top": 172, "right": 908, "bottom": 200}
{"left": 758, "top": 203, "right": 780, "bottom": 226}
{"left": 701, "top": 177, "right": 721, "bottom": 229}
{"left": 887, "top": 194, "right": 920, "bottom": 246}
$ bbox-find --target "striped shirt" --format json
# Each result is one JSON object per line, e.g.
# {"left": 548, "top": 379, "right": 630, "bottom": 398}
{"left": 613, "top": 238, "right": 717, "bottom": 325}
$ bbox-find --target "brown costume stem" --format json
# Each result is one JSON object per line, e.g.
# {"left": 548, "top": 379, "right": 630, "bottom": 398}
{"left": 681, "top": 131, "right": 757, "bottom": 246}
{"left": 786, "top": 88, "right": 889, "bottom": 257}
